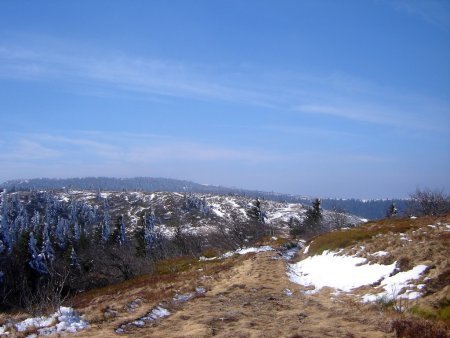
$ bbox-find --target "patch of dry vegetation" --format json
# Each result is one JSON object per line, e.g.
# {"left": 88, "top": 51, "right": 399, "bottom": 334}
{"left": 69, "top": 252, "right": 243, "bottom": 332}
{"left": 304, "top": 214, "right": 450, "bottom": 334}
{"left": 308, "top": 214, "right": 450, "bottom": 255}
{"left": 392, "top": 316, "right": 449, "bottom": 338}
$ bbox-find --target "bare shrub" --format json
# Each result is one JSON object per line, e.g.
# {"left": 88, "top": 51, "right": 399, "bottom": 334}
{"left": 409, "top": 188, "right": 450, "bottom": 216}
{"left": 392, "top": 317, "right": 449, "bottom": 338}
{"left": 210, "top": 217, "right": 266, "bottom": 250}
{"left": 328, "top": 206, "right": 352, "bottom": 230}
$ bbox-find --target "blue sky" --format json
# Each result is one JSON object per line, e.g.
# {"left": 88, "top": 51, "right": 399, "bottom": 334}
{"left": 0, "top": 0, "right": 449, "bottom": 198}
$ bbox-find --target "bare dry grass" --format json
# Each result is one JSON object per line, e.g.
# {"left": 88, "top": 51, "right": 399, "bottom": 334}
{"left": 308, "top": 214, "right": 450, "bottom": 255}
{"left": 392, "top": 316, "right": 449, "bottom": 338}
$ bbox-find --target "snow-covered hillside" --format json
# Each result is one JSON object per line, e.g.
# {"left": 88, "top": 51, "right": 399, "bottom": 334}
{"left": 1, "top": 190, "right": 364, "bottom": 239}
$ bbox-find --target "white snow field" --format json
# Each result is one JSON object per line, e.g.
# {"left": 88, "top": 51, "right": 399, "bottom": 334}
{"left": 288, "top": 250, "right": 428, "bottom": 302}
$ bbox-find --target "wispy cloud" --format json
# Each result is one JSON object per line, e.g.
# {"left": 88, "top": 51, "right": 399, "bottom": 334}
{"left": 0, "top": 131, "right": 286, "bottom": 165}
{"left": 0, "top": 41, "right": 274, "bottom": 108}
{"left": 0, "top": 36, "right": 449, "bottom": 132}
{"left": 0, "top": 139, "right": 61, "bottom": 160}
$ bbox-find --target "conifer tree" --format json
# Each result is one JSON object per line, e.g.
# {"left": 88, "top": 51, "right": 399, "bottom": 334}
{"left": 144, "top": 211, "right": 158, "bottom": 254}
{"left": 0, "top": 199, "right": 11, "bottom": 254}
{"left": 29, "top": 232, "right": 48, "bottom": 275}
{"left": 56, "top": 217, "right": 67, "bottom": 249}
{"left": 101, "top": 200, "right": 111, "bottom": 243}
{"left": 70, "top": 246, "right": 81, "bottom": 271}
{"left": 73, "top": 220, "right": 81, "bottom": 242}
{"left": 41, "top": 222, "right": 55, "bottom": 261}
{"left": 386, "top": 202, "right": 397, "bottom": 218}
{"left": 112, "top": 215, "right": 127, "bottom": 245}
{"left": 302, "top": 198, "right": 323, "bottom": 236}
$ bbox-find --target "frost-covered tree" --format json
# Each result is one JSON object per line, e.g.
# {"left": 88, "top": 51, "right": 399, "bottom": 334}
{"left": 70, "top": 200, "right": 78, "bottom": 224}
{"left": 30, "top": 210, "right": 40, "bottom": 233}
{"left": 44, "top": 193, "right": 59, "bottom": 228}
{"left": 28, "top": 232, "right": 48, "bottom": 275}
{"left": 135, "top": 211, "right": 159, "bottom": 257}
{"left": 247, "top": 198, "right": 266, "bottom": 224}
{"left": 199, "top": 197, "right": 211, "bottom": 215}
{"left": 111, "top": 214, "right": 127, "bottom": 245}
{"left": 118, "top": 215, "right": 126, "bottom": 245}
{"left": 41, "top": 222, "right": 55, "bottom": 261}
{"left": 73, "top": 220, "right": 81, "bottom": 242}
{"left": 56, "top": 217, "right": 68, "bottom": 249}
{"left": 101, "top": 200, "right": 111, "bottom": 243}
{"left": 144, "top": 211, "right": 158, "bottom": 253}
{"left": 0, "top": 199, "right": 12, "bottom": 254}
{"left": 70, "top": 246, "right": 81, "bottom": 271}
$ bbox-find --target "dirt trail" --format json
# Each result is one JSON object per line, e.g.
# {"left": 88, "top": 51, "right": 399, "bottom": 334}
{"left": 112, "top": 251, "right": 393, "bottom": 338}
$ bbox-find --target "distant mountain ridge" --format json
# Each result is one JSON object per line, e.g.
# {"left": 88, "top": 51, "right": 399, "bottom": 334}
{"left": 0, "top": 177, "right": 407, "bottom": 219}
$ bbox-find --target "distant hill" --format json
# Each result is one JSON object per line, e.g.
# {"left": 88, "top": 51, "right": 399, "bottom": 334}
{"left": 0, "top": 177, "right": 408, "bottom": 220}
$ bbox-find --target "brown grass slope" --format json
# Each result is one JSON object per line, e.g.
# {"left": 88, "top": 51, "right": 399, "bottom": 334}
{"left": 2, "top": 215, "right": 449, "bottom": 337}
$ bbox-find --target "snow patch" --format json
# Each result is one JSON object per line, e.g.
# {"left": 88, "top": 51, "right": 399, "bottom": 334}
{"left": 15, "top": 307, "right": 88, "bottom": 335}
{"left": 221, "top": 245, "right": 274, "bottom": 259}
{"left": 236, "top": 245, "right": 273, "bottom": 255}
{"left": 283, "top": 288, "right": 293, "bottom": 297}
{"left": 116, "top": 306, "right": 170, "bottom": 334}
{"left": 173, "top": 293, "right": 194, "bottom": 302}
{"left": 362, "top": 265, "right": 428, "bottom": 302}
{"left": 288, "top": 250, "right": 397, "bottom": 293}
{"left": 371, "top": 251, "right": 389, "bottom": 257}
{"left": 0, "top": 325, "right": 8, "bottom": 335}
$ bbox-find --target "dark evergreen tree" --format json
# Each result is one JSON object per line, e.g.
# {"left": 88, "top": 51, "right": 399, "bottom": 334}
{"left": 0, "top": 199, "right": 12, "bottom": 254}
{"left": 30, "top": 210, "right": 40, "bottom": 233}
{"left": 301, "top": 198, "right": 323, "bottom": 237}
{"left": 28, "top": 232, "right": 48, "bottom": 275}
{"left": 112, "top": 215, "right": 127, "bottom": 246}
{"left": 247, "top": 198, "right": 266, "bottom": 224}
{"left": 386, "top": 202, "right": 397, "bottom": 218}
{"left": 41, "top": 222, "right": 55, "bottom": 261}
{"left": 56, "top": 217, "right": 68, "bottom": 249}
{"left": 134, "top": 215, "right": 146, "bottom": 257}
{"left": 101, "top": 200, "right": 111, "bottom": 244}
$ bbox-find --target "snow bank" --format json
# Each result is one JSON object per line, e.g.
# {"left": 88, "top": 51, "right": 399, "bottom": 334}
{"left": 289, "top": 251, "right": 428, "bottom": 302}
{"left": 362, "top": 265, "right": 428, "bottom": 302}
{"left": 288, "top": 250, "right": 397, "bottom": 293}
{"left": 15, "top": 315, "right": 55, "bottom": 332}
{"left": 15, "top": 307, "right": 88, "bottom": 335}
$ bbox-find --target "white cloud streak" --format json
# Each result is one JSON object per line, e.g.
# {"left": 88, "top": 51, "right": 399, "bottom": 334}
{"left": 0, "top": 37, "right": 449, "bottom": 132}
{"left": 0, "top": 139, "right": 61, "bottom": 160}
{"left": 0, "top": 132, "right": 287, "bottom": 165}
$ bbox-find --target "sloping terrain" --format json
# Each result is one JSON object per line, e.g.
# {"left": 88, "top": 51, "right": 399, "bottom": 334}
{"left": 29, "top": 241, "right": 391, "bottom": 338}
{"left": 4, "top": 190, "right": 363, "bottom": 237}
{"left": 66, "top": 215, "right": 450, "bottom": 337}
{"left": 1, "top": 213, "right": 449, "bottom": 337}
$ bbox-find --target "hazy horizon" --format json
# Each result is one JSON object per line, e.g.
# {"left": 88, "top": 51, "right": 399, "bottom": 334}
{"left": 1, "top": 1, "right": 449, "bottom": 199}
